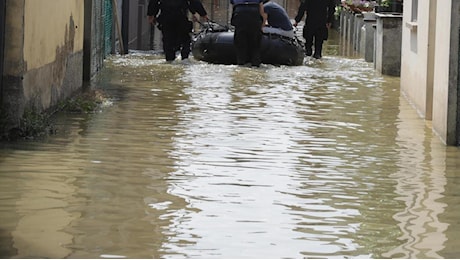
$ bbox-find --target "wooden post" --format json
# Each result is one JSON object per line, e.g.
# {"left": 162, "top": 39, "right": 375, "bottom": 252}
{"left": 112, "top": 0, "right": 125, "bottom": 55}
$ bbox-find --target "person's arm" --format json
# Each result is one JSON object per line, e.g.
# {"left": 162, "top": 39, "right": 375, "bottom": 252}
{"left": 263, "top": 4, "right": 268, "bottom": 26}
{"left": 326, "top": 0, "right": 336, "bottom": 28}
{"left": 189, "top": 0, "right": 209, "bottom": 21}
{"left": 259, "top": 2, "right": 267, "bottom": 28}
{"left": 147, "top": 0, "right": 160, "bottom": 25}
{"left": 293, "top": 0, "right": 306, "bottom": 27}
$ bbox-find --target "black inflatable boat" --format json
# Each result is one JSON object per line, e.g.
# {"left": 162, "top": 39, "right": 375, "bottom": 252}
{"left": 191, "top": 22, "right": 305, "bottom": 66}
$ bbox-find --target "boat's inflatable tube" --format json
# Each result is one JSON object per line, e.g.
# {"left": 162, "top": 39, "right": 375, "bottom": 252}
{"left": 192, "top": 23, "right": 305, "bottom": 66}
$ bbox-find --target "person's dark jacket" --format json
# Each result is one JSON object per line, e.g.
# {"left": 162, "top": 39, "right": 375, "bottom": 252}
{"left": 147, "top": 0, "right": 207, "bottom": 21}
{"left": 294, "top": 0, "right": 335, "bottom": 29}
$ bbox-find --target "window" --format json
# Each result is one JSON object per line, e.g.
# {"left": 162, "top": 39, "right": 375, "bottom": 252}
{"left": 411, "top": 0, "right": 418, "bottom": 22}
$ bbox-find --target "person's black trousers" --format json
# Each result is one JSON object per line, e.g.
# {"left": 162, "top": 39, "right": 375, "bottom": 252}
{"left": 160, "top": 18, "right": 192, "bottom": 61}
{"left": 303, "top": 25, "right": 327, "bottom": 58}
{"left": 232, "top": 6, "right": 263, "bottom": 66}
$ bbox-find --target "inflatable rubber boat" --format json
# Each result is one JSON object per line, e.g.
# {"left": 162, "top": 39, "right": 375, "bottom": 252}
{"left": 192, "top": 22, "right": 305, "bottom": 66}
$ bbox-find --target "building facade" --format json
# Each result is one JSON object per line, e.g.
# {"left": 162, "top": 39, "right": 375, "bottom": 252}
{"left": 0, "top": 0, "right": 111, "bottom": 135}
{"left": 400, "top": 0, "right": 460, "bottom": 145}
{"left": 2, "top": 1, "right": 84, "bottom": 128}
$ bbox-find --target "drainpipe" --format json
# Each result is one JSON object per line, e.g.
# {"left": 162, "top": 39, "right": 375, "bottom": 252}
{"left": 83, "top": 0, "right": 93, "bottom": 82}
{"left": 121, "top": 0, "right": 129, "bottom": 54}
{"left": 0, "top": 0, "right": 6, "bottom": 106}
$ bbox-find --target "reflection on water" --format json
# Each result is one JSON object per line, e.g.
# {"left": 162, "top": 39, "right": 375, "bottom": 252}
{"left": 1, "top": 30, "right": 460, "bottom": 258}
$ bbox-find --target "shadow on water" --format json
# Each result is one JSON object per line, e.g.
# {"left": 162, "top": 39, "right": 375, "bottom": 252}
{"left": 0, "top": 228, "right": 17, "bottom": 258}
{"left": 0, "top": 29, "right": 460, "bottom": 258}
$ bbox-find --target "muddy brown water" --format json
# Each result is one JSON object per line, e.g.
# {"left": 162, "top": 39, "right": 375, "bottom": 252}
{"left": 1, "top": 30, "right": 460, "bottom": 258}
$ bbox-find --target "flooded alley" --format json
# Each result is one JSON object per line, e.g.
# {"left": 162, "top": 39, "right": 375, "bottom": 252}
{"left": 1, "top": 31, "right": 460, "bottom": 258}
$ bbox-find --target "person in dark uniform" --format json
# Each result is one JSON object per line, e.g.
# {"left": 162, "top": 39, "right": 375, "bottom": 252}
{"left": 230, "top": 0, "right": 267, "bottom": 67}
{"left": 147, "top": 0, "right": 208, "bottom": 62}
{"left": 293, "top": 0, "right": 335, "bottom": 59}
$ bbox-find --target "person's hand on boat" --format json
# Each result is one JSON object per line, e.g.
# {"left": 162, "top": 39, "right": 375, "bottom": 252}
{"left": 201, "top": 15, "right": 209, "bottom": 22}
{"left": 192, "top": 15, "right": 198, "bottom": 23}
{"left": 148, "top": 16, "right": 157, "bottom": 25}
{"left": 261, "top": 12, "right": 268, "bottom": 29}
{"left": 191, "top": 14, "right": 209, "bottom": 23}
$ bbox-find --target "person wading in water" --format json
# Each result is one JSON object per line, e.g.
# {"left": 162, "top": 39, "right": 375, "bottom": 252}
{"left": 293, "top": 0, "right": 335, "bottom": 59}
{"left": 230, "top": 0, "right": 267, "bottom": 67}
{"left": 147, "top": 0, "right": 208, "bottom": 62}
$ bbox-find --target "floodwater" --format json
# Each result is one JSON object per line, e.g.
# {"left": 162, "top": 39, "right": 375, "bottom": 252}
{"left": 1, "top": 30, "right": 460, "bottom": 259}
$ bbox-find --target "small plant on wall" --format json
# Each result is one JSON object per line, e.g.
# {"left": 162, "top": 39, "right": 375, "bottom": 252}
{"left": 341, "top": 0, "right": 378, "bottom": 13}
{"left": 376, "top": 0, "right": 403, "bottom": 12}
{"left": 380, "top": 0, "right": 390, "bottom": 7}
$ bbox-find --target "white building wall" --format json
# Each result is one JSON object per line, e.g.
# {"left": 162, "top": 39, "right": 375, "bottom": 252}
{"left": 401, "top": 0, "right": 459, "bottom": 145}
{"left": 400, "top": 0, "right": 432, "bottom": 119}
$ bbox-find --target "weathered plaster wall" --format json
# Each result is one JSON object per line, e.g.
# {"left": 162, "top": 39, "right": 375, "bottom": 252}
{"left": 432, "top": 0, "right": 459, "bottom": 145}
{"left": 400, "top": 0, "right": 432, "bottom": 119}
{"left": 22, "top": 0, "right": 84, "bottom": 110}
{"left": 2, "top": 0, "right": 84, "bottom": 128}
{"left": 24, "top": 1, "right": 83, "bottom": 70}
